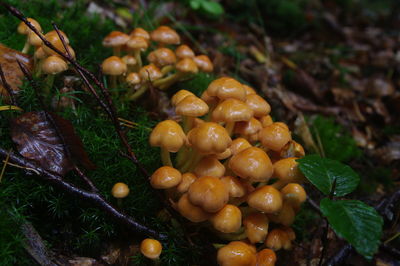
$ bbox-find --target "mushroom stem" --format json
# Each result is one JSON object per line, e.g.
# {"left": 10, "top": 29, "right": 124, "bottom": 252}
{"left": 21, "top": 41, "right": 30, "bottom": 54}
{"left": 271, "top": 179, "right": 287, "bottom": 190}
{"left": 133, "top": 49, "right": 142, "bottom": 71}
{"left": 215, "top": 226, "right": 247, "bottom": 241}
{"left": 180, "top": 151, "right": 202, "bottom": 173}
{"left": 225, "top": 122, "right": 235, "bottom": 137}
{"left": 161, "top": 147, "right": 173, "bottom": 167}
{"left": 44, "top": 74, "right": 55, "bottom": 95}
{"left": 153, "top": 71, "right": 187, "bottom": 90}
{"left": 182, "top": 116, "right": 194, "bottom": 133}
{"left": 161, "top": 65, "right": 174, "bottom": 75}
{"left": 175, "top": 146, "right": 189, "bottom": 168}
{"left": 126, "top": 83, "right": 148, "bottom": 101}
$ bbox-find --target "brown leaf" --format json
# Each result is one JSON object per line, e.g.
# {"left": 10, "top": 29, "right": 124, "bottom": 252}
{"left": 10, "top": 111, "right": 94, "bottom": 176}
{"left": 0, "top": 44, "right": 33, "bottom": 99}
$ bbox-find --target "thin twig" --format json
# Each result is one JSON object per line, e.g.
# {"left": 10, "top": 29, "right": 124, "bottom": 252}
{"left": 0, "top": 63, "right": 17, "bottom": 106}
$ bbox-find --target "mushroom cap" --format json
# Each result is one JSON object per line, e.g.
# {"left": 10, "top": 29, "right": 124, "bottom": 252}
{"left": 194, "top": 156, "right": 225, "bottom": 178}
{"left": 193, "top": 55, "right": 214, "bottom": 72}
{"left": 27, "top": 31, "right": 43, "bottom": 47}
{"left": 207, "top": 77, "right": 246, "bottom": 101}
{"left": 265, "top": 228, "right": 292, "bottom": 251}
{"left": 34, "top": 47, "right": 47, "bottom": 60}
{"left": 234, "top": 117, "right": 262, "bottom": 138}
{"left": 129, "top": 27, "right": 150, "bottom": 42}
{"left": 175, "top": 44, "right": 195, "bottom": 59}
{"left": 259, "top": 122, "right": 291, "bottom": 152}
{"left": 247, "top": 185, "right": 283, "bottom": 213}
{"left": 176, "top": 58, "right": 198, "bottom": 74}
{"left": 268, "top": 201, "right": 295, "bottom": 226}
{"left": 101, "top": 56, "right": 127, "bottom": 76}
{"left": 177, "top": 193, "right": 211, "bottom": 222}
{"left": 171, "top": 89, "right": 195, "bottom": 106}
{"left": 188, "top": 176, "right": 229, "bottom": 213}
{"left": 255, "top": 249, "right": 277, "bottom": 266}
{"left": 280, "top": 140, "right": 305, "bottom": 159}
{"left": 243, "top": 84, "right": 257, "bottom": 95}
{"left": 212, "top": 99, "right": 254, "bottom": 123}
{"left": 147, "top": 48, "right": 176, "bottom": 68}
{"left": 122, "top": 54, "right": 137, "bottom": 65}
{"left": 273, "top": 157, "right": 305, "bottom": 184}
{"left": 200, "top": 89, "right": 218, "bottom": 106}
{"left": 220, "top": 176, "right": 246, "bottom": 198}
{"left": 187, "top": 122, "right": 232, "bottom": 154}
{"left": 126, "top": 36, "right": 148, "bottom": 50}
{"left": 139, "top": 64, "right": 163, "bottom": 82}
{"left": 245, "top": 94, "right": 271, "bottom": 117}
{"left": 149, "top": 120, "right": 186, "bottom": 152}
{"left": 126, "top": 72, "right": 141, "bottom": 86}
{"left": 43, "top": 42, "right": 75, "bottom": 58}
{"left": 281, "top": 183, "right": 307, "bottom": 209}
{"left": 18, "top": 18, "right": 41, "bottom": 35}
{"left": 140, "top": 238, "right": 162, "bottom": 260}
{"left": 176, "top": 172, "right": 197, "bottom": 193}
{"left": 259, "top": 115, "right": 273, "bottom": 127}
{"left": 229, "top": 138, "right": 252, "bottom": 155}
{"left": 229, "top": 147, "right": 273, "bottom": 182}
{"left": 215, "top": 148, "right": 232, "bottom": 160}
{"left": 209, "top": 204, "right": 242, "bottom": 233}
{"left": 217, "top": 241, "right": 256, "bottom": 266}
{"left": 111, "top": 182, "right": 130, "bottom": 198}
{"left": 41, "top": 55, "right": 68, "bottom": 75}
{"left": 150, "top": 166, "right": 182, "bottom": 189}
{"left": 151, "top": 25, "right": 180, "bottom": 45}
{"left": 45, "top": 30, "right": 70, "bottom": 45}
{"left": 243, "top": 212, "right": 269, "bottom": 244}
{"left": 175, "top": 95, "right": 209, "bottom": 117}
{"left": 103, "top": 31, "right": 129, "bottom": 47}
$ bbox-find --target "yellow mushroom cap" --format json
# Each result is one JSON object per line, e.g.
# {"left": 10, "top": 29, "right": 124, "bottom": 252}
{"left": 187, "top": 122, "right": 232, "bottom": 154}
{"left": 220, "top": 176, "right": 247, "bottom": 198}
{"left": 126, "top": 72, "right": 141, "bottom": 86}
{"left": 176, "top": 95, "right": 209, "bottom": 117}
{"left": 45, "top": 30, "right": 70, "bottom": 45}
{"left": 217, "top": 241, "right": 256, "bottom": 266}
{"left": 280, "top": 140, "right": 305, "bottom": 158}
{"left": 268, "top": 201, "right": 296, "bottom": 226}
{"left": 101, "top": 56, "right": 127, "bottom": 76}
{"left": 212, "top": 99, "right": 254, "bottom": 123}
{"left": 150, "top": 166, "right": 182, "bottom": 189}
{"left": 175, "top": 44, "right": 195, "bottom": 59}
{"left": 281, "top": 183, "right": 307, "bottom": 210}
{"left": 243, "top": 212, "right": 269, "bottom": 244}
{"left": 18, "top": 18, "right": 41, "bottom": 35}
{"left": 229, "top": 138, "right": 252, "bottom": 155}
{"left": 194, "top": 156, "right": 225, "bottom": 178}
{"left": 171, "top": 89, "right": 195, "bottom": 106}
{"left": 149, "top": 120, "right": 186, "bottom": 153}
{"left": 27, "top": 31, "right": 43, "bottom": 47}
{"left": 273, "top": 157, "right": 305, "bottom": 184}
{"left": 255, "top": 249, "right": 277, "bottom": 266}
{"left": 151, "top": 25, "right": 180, "bottom": 45}
{"left": 139, "top": 64, "right": 163, "bottom": 81}
{"left": 209, "top": 204, "right": 242, "bottom": 233}
{"left": 229, "top": 147, "right": 273, "bottom": 182}
{"left": 265, "top": 228, "right": 293, "bottom": 251}
{"left": 140, "top": 238, "right": 162, "bottom": 260}
{"left": 34, "top": 47, "right": 47, "bottom": 60}
{"left": 207, "top": 77, "right": 246, "bottom": 101}
{"left": 177, "top": 193, "right": 210, "bottom": 222}
{"left": 200, "top": 89, "right": 218, "bottom": 106}
{"left": 126, "top": 36, "right": 148, "bottom": 51}
{"left": 129, "top": 27, "right": 150, "bottom": 43}
{"left": 147, "top": 48, "right": 176, "bottom": 68}
{"left": 245, "top": 94, "right": 271, "bottom": 117}
{"left": 122, "top": 55, "right": 137, "bottom": 66}
{"left": 188, "top": 176, "right": 229, "bottom": 213}
{"left": 234, "top": 117, "right": 263, "bottom": 137}
{"left": 111, "top": 182, "right": 130, "bottom": 198}
{"left": 243, "top": 84, "right": 257, "bottom": 95}
{"left": 41, "top": 55, "right": 68, "bottom": 75}
{"left": 176, "top": 172, "right": 197, "bottom": 194}
{"left": 176, "top": 58, "right": 198, "bottom": 73}
{"left": 259, "top": 115, "right": 273, "bottom": 127}
{"left": 215, "top": 148, "right": 232, "bottom": 160}
{"left": 259, "top": 122, "right": 292, "bottom": 152}
{"left": 102, "top": 31, "right": 129, "bottom": 47}
{"left": 193, "top": 55, "right": 214, "bottom": 73}
{"left": 247, "top": 185, "right": 283, "bottom": 214}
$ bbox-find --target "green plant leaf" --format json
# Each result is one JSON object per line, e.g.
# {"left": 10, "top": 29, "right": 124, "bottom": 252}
{"left": 190, "top": 0, "right": 201, "bottom": 10}
{"left": 297, "top": 155, "right": 359, "bottom": 196}
{"left": 320, "top": 198, "right": 383, "bottom": 259}
{"left": 201, "top": 1, "right": 224, "bottom": 16}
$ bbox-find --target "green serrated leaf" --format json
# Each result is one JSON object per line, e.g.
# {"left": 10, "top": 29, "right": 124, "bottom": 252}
{"left": 201, "top": 1, "right": 224, "bottom": 16}
{"left": 297, "top": 155, "right": 360, "bottom": 196}
{"left": 320, "top": 198, "right": 383, "bottom": 259}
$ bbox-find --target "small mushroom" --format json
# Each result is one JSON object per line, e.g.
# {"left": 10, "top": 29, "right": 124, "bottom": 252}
{"left": 207, "top": 77, "right": 246, "bottom": 101}
{"left": 217, "top": 241, "right": 256, "bottom": 266}
{"left": 171, "top": 89, "right": 195, "bottom": 106}
{"left": 149, "top": 120, "right": 186, "bottom": 166}
{"left": 111, "top": 182, "right": 130, "bottom": 199}
{"left": 209, "top": 204, "right": 242, "bottom": 233}
{"left": 247, "top": 185, "right": 282, "bottom": 214}
{"left": 220, "top": 176, "right": 247, "bottom": 198}
{"left": 243, "top": 212, "right": 269, "bottom": 244}
{"left": 41, "top": 55, "right": 68, "bottom": 94}
{"left": 102, "top": 31, "right": 129, "bottom": 56}
{"left": 194, "top": 156, "right": 225, "bottom": 178}
{"left": 229, "top": 138, "right": 252, "bottom": 156}
{"left": 122, "top": 55, "right": 137, "bottom": 73}
{"left": 177, "top": 193, "right": 211, "bottom": 222}
{"left": 259, "top": 122, "right": 292, "bottom": 152}
{"left": 265, "top": 228, "right": 294, "bottom": 251}
{"left": 17, "top": 18, "right": 42, "bottom": 53}
{"left": 175, "top": 44, "right": 195, "bottom": 60}
{"left": 272, "top": 157, "right": 305, "bottom": 189}
{"left": 193, "top": 55, "right": 214, "bottom": 72}
{"left": 176, "top": 172, "right": 197, "bottom": 194}
{"left": 280, "top": 140, "right": 305, "bottom": 158}
{"left": 255, "top": 249, "right": 277, "bottom": 266}
{"left": 140, "top": 238, "right": 162, "bottom": 260}
{"left": 245, "top": 94, "right": 271, "bottom": 118}
{"left": 259, "top": 115, "right": 273, "bottom": 127}
{"left": 129, "top": 28, "right": 150, "bottom": 44}
{"left": 128, "top": 64, "right": 163, "bottom": 101}
{"left": 267, "top": 201, "right": 296, "bottom": 226}
{"left": 126, "top": 36, "right": 148, "bottom": 69}
{"left": 101, "top": 56, "right": 127, "bottom": 90}
{"left": 150, "top": 166, "right": 182, "bottom": 189}
{"left": 175, "top": 94, "right": 209, "bottom": 132}
{"left": 281, "top": 183, "right": 307, "bottom": 211}
{"left": 234, "top": 117, "right": 263, "bottom": 143}
{"left": 150, "top": 25, "right": 180, "bottom": 46}
{"left": 154, "top": 58, "right": 199, "bottom": 90}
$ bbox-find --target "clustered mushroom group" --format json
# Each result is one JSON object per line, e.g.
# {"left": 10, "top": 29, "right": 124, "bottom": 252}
{"left": 100, "top": 26, "right": 213, "bottom": 100}
{"left": 149, "top": 77, "right": 307, "bottom": 265}
{"left": 17, "top": 18, "right": 76, "bottom": 92}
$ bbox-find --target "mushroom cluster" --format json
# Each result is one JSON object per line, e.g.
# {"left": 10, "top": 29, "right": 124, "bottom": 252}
{"left": 149, "top": 77, "right": 307, "bottom": 265}
{"left": 17, "top": 18, "right": 76, "bottom": 91}
{"left": 100, "top": 26, "right": 213, "bottom": 99}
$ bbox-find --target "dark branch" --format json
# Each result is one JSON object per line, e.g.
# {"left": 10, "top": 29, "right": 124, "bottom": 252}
{"left": 0, "top": 147, "right": 167, "bottom": 240}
